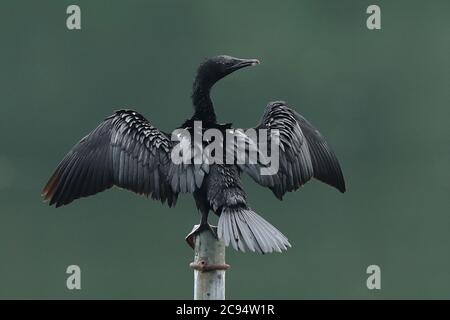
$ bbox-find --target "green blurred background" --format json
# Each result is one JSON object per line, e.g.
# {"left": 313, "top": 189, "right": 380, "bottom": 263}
{"left": 0, "top": 0, "right": 449, "bottom": 299}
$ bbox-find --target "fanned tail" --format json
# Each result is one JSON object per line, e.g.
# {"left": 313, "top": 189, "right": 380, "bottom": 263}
{"left": 218, "top": 208, "right": 291, "bottom": 254}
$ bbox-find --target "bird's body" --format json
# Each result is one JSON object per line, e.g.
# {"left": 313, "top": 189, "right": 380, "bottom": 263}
{"left": 43, "top": 55, "right": 345, "bottom": 253}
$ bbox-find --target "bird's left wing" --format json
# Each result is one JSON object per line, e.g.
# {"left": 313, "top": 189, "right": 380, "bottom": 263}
{"left": 42, "top": 110, "right": 205, "bottom": 207}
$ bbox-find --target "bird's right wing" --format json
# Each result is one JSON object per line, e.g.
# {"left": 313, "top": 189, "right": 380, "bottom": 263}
{"left": 42, "top": 110, "right": 206, "bottom": 207}
{"left": 292, "top": 108, "right": 346, "bottom": 194}
{"left": 237, "top": 101, "right": 345, "bottom": 199}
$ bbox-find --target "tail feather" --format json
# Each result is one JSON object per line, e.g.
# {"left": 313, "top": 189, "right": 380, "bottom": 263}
{"left": 218, "top": 208, "right": 291, "bottom": 254}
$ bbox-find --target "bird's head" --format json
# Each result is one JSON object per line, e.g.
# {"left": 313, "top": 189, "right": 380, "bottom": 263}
{"left": 195, "top": 55, "right": 260, "bottom": 88}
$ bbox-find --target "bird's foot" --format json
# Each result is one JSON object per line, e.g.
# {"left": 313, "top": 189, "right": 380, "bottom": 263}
{"left": 185, "top": 223, "right": 218, "bottom": 249}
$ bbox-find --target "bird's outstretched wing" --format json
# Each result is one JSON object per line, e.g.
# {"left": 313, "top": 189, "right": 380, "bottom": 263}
{"left": 42, "top": 110, "right": 206, "bottom": 207}
{"left": 238, "top": 101, "right": 345, "bottom": 199}
{"left": 292, "top": 106, "right": 346, "bottom": 194}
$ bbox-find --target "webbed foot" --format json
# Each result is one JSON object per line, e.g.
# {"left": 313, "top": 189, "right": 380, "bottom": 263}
{"left": 185, "top": 223, "right": 218, "bottom": 249}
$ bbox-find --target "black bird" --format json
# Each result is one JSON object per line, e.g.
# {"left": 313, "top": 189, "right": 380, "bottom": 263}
{"left": 42, "top": 55, "right": 345, "bottom": 253}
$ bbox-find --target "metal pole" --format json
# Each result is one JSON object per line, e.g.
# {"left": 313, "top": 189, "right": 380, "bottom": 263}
{"left": 189, "top": 227, "right": 229, "bottom": 300}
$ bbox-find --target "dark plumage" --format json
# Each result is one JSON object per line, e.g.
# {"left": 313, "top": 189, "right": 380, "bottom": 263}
{"left": 42, "top": 55, "right": 345, "bottom": 254}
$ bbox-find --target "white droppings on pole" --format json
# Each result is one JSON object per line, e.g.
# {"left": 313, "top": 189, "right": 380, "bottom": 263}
{"left": 190, "top": 227, "right": 229, "bottom": 300}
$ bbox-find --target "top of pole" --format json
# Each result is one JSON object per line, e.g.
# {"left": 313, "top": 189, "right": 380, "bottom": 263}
{"left": 190, "top": 227, "right": 229, "bottom": 300}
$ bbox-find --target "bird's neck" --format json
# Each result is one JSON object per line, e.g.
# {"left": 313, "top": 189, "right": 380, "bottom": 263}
{"left": 192, "top": 81, "right": 217, "bottom": 124}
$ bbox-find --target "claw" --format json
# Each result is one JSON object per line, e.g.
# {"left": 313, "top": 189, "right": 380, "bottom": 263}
{"left": 185, "top": 224, "right": 218, "bottom": 249}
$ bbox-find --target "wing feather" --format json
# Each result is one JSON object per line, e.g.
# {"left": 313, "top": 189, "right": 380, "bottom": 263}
{"left": 42, "top": 109, "right": 206, "bottom": 207}
{"left": 238, "top": 101, "right": 345, "bottom": 198}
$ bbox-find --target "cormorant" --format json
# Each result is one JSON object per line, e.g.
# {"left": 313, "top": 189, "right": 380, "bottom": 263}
{"left": 42, "top": 55, "right": 345, "bottom": 254}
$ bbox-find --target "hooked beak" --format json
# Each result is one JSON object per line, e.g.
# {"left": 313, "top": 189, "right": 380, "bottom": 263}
{"left": 230, "top": 58, "right": 260, "bottom": 71}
